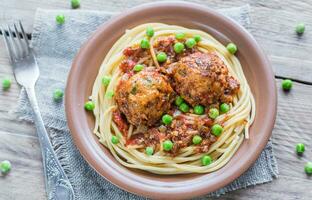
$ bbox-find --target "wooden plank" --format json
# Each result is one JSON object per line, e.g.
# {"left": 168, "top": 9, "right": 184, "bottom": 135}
{"left": 0, "top": 39, "right": 37, "bottom": 138}
{"left": 248, "top": 5, "right": 312, "bottom": 83}
{"left": 0, "top": 80, "right": 311, "bottom": 200}
{"left": 272, "top": 79, "right": 312, "bottom": 180}
{"left": 0, "top": 0, "right": 312, "bottom": 199}
{"left": 1, "top": 0, "right": 312, "bottom": 82}
{"left": 0, "top": 111, "right": 36, "bottom": 137}
{"left": 0, "top": 131, "right": 45, "bottom": 200}
{"left": 221, "top": 79, "right": 312, "bottom": 199}
{"left": 222, "top": 176, "right": 312, "bottom": 200}
{"left": 270, "top": 55, "right": 312, "bottom": 84}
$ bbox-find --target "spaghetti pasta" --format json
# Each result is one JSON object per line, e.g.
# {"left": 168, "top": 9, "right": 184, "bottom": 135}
{"left": 90, "top": 23, "right": 255, "bottom": 174}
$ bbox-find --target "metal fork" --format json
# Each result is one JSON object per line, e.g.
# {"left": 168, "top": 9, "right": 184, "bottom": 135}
{"left": 1, "top": 22, "right": 74, "bottom": 200}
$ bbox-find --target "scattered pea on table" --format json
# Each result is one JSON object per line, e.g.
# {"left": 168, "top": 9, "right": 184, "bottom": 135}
{"left": 304, "top": 162, "right": 312, "bottom": 175}
{"left": 2, "top": 77, "right": 11, "bottom": 90}
{"left": 53, "top": 89, "right": 63, "bottom": 102}
{"left": 0, "top": 160, "right": 11, "bottom": 174}
{"left": 296, "top": 23, "right": 305, "bottom": 34}
{"left": 71, "top": 0, "right": 80, "bottom": 9}
{"left": 55, "top": 14, "right": 65, "bottom": 24}
{"left": 296, "top": 143, "right": 305, "bottom": 155}
{"left": 282, "top": 79, "right": 293, "bottom": 91}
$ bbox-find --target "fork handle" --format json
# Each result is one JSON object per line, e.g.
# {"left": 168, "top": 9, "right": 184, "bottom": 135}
{"left": 25, "top": 87, "right": 75, "bottom": 200}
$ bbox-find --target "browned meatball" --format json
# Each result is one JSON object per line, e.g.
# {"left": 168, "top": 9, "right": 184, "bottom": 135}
{"left": 115, "top": 67, "right": 174, "bottom": 126}
{"left": 168, "top": 52, "right": 240, "bottom": 106}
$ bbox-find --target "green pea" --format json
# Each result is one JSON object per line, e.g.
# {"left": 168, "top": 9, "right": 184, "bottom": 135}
{"left": 282, "top": 79, "right": 292, "bottom": 91}
{"left": 145, "top": 147, "right": 154, "bottom": 155}
{"left": 194, "top": 105, "right": 204, "bottom": 115}
{"left": 71, "top": 0, "right": 80, "bottom": 9}
{"left": 0, "top": 160, "right": 11, "bottom": 174}
{"left": 304, "top": 162, "right": 312, "bottom": 175}
{"left": 56, "top": 14, "right": 65, "bottom": 24}
{"left": 227, "top": 43, "right": 237, "bottom": 54}
{"left": 146, "top": 26, "right": 154, "bottom": 37}
{"left": 192, "top": 135, "right": 202, "bottom": 145}
{"left": 175, "top": 32, "right": 185, "bottom": 40}
{"left": 175, "top": 96, "right": 184, "bottom": 106}
{"left": 84, "top": 101, "right": 95, "bottom": 111}
{"left": 140, "top": 38, "right": 150, "bottom": 49}
{"left": 174, "top": 42, "right": 185, "bottom": 53}
{"left": 133, "top": 64, "right": 144, "bottom": 72}
{"left": 156, "top": 52, "right": 167, "bottom": 62}
{"left": 163, "top": 140, "right": 173, "bottom": 151}
{"left": 105, "top": 91, "right": 114, "bottom": 99}
{"left": 185, "top": 38, "right": 196, "bottom": 48}
{"left": 162, "top": 114, "right": 173, "bottom": 125}
{"left": 53, "top": 89, "right": 64, "bottom": 102}
{"left": 102, "top": 76, "right": 111, "bottom": 86}
{"left": 2, "top": 78, "right": 11, "bottom": 90}
{"left": 111, "top": 135, "right": 119, "bottom": 144}
{"left": 209, "top": 108, "right": 219, "bottom": 119}
{"left": 179, "top": 103, "right": 190, "bottom": 113}
{"left": 211, "top": 124, "right": 223, "bottom": 136}
{"left": 220, "top": 103, "right": 230, "bottom": 113}
{"left": 296, "top": 143, "right": 305, "bottom": 154}
{"left": 194, "top": 35, "right": 201, "bottom": 42}
{"left": 201, "top": 155, "right": 212, "bottom": 166}
{"left": 296, "top": 23, "right": 305, "bottom": 34}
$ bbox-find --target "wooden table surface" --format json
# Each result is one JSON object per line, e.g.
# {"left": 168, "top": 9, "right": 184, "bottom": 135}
{"left": 0, "top": 0, "right": 312, "bottom": 199}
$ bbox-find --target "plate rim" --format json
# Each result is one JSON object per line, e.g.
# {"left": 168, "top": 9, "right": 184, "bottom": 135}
{"left": 65, "top": 1, "right": 277, "bottom": 199}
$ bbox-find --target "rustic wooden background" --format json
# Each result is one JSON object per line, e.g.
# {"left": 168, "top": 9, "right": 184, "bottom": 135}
{"left": 0, "top": 0, "right": 312, "bottom": 199}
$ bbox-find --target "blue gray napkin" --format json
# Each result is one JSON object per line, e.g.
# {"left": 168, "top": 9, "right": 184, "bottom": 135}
{"left": 16, "top": 5, "right": 278, "bottom": 199}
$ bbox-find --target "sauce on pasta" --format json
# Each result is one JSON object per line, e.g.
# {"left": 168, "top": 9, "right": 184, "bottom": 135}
{"left": 90, "top": 23, "right": 255, "bottom": 174}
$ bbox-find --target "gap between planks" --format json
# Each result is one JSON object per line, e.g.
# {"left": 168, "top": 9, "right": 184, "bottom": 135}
{"left": 275, "top": 76, "right": 312, "bottom": 85}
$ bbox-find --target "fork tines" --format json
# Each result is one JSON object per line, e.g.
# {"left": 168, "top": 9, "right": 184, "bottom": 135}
{"left": 0, "top": 21, "right": 30, "bottom": 62}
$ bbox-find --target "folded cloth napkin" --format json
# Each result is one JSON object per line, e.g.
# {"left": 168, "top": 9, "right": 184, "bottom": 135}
{"left": 16, "top": 5, "right": 278, "bottom": 199}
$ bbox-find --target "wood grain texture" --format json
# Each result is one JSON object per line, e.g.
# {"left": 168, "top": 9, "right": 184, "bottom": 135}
{"left": 1, "top": 0, "right": 312, "bottom": 82}
{"left": 0, "top": 130, "right": 45, "bottom": 200}
{"left": 0, "top": 0, "right": 312, "bottom": 200}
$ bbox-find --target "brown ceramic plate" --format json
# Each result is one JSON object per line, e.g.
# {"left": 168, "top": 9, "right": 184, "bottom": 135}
{"left": 66, "top": 2, "right": 276, "bottom": 199}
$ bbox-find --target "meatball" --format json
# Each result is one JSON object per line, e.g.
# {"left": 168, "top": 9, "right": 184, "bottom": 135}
{"left": 115, "top": 67, "right": 174, "bottom": 126}
{"left": 168, "top": 52, "right": 240, "bottom": 106}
